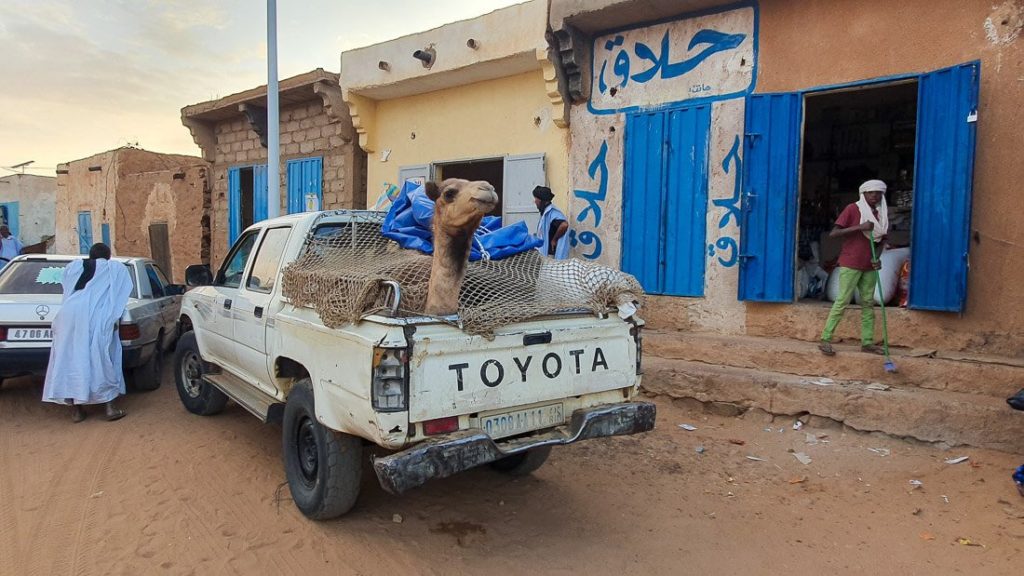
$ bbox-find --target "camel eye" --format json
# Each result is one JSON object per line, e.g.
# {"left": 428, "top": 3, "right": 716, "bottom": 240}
{"left": 443, "top": 189, "right": 457, "bottom": 202}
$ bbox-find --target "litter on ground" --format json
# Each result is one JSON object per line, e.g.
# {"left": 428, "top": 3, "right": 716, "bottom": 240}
{"left": 793, "top": 452, "right": 813, "bottom": 465}
{"left": 746, "top": 456, "right": 766, "bottom": 462}
{"left": 944, "top": 456, "right": 970, "bottom": 465}
{"left": 678, "top": 424, "right": 697, "bottom": 431}
{"left": 868, "top": 448, "right": 891, "bottom": 457}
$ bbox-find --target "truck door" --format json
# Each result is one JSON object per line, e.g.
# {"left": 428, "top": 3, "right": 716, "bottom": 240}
{"left": 232, "top": 226, "right": 293, "bottom": 395}
{"left": 202, "top": 230, "right": 259, "bottom": 370}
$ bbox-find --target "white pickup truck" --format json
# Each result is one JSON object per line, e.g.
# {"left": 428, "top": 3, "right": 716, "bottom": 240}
{"left": 175, "top": 210, "right": 654, "bottom": 519}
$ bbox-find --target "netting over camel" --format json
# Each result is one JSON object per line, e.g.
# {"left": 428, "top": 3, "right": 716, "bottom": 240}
{"left": 280, "top": 179, "right": 644, "bottom": 336}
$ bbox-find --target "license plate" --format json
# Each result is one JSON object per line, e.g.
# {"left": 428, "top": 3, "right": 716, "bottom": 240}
{"left": 481, "top": 403, "right": 565, "bottom": 439}
{"left": 8, "top": 328, "right": 53, "bottom": 341}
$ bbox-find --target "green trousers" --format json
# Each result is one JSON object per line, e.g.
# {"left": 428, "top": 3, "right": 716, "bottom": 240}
{"left": 821, "top": 267, "right": 878, "bottom": 345}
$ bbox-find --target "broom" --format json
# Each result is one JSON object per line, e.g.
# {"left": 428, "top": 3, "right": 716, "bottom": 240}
{"left": 869, "top": 239, "right": 898, "bottom": 373}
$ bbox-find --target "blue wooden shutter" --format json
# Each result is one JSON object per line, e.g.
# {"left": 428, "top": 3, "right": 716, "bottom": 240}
{"left": 253, "top": 164, "right": 269, "bottom": 223}
{"left": 623, "top": 111, "right": 667, "bottom": 292}
{"left": 77, "top": 211, "right": 93, "bottom": 254}
{"left": 623, "top": 106, "right": 710, "bottom": 296}
{"left": 909, "top": 62, "right": 980, "bottom": 312}
{"left": 286, "top": 157, "right": 323, "bottom": 213}
{"left": 663, "top": 106, "right": 711, "bottom": 296}
{"left": 228, "top": 167, "right": 241, "bottom": 244}
{"left": 101, "top": 223, "right": 110, "bottom": 245}
{"left": 739, "top": 93, "right": 802, "bottom": 302}
{"left": 0, "top": 202, "right": 19, "bottom": 238}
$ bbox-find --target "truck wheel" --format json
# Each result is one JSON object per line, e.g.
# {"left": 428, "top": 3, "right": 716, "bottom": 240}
{"left": 283, "top": 379, "right": 362, "bottom": 520}
{"left": 128, "top": 333, "right": 163, "bottom": 392}
{"left": 489, "top": 446, "right": 552, "bottom": 476}
{"left": 174, "top": 331, "right": 228, "bottom": 416}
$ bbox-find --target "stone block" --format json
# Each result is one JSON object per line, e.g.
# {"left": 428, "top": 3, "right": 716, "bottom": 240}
{"left": 299, "top": 141, "right": 314, "bottom": 154}
{"left": 292, "top": 106, "right": 308, "bottom": 120}
{"left": 284, "top": 143, "right": 300, "bottom": 155}
{"left": 280, "top": 133, "right": 293, "bottom": 145}
{"left": 328, "top": 135, "right": 345, "bottom": 148}
{"left": 241, "top": 140, "right": 254, "bottom": 151}
{"left": 293, "top": 130, "right": 306, "bottom": 143}
{"left": 306, "top": 127, "right": 321, "bottom": 140}
{"left": 299, "top": 118, "right": 313, "bottom": 130}
{"left": 286, "top": 120, "right": 301, "bottom": 133}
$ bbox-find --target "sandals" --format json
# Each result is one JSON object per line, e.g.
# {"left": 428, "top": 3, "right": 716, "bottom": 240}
{"left": 104, "top": 402, "right": 127, "bottom": 422}
{"left": 818, "top": 342, "right": 836, "bottom": 356}
{"left": 71, "top": 405, "right": 86, "bottom": 423}
{"left": 861, "top": 344, "right": 884, "bottom": 355}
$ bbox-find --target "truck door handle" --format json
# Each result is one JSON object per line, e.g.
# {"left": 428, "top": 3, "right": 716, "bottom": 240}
{"left": 254, "top": 306, "right": 264, "bottom": 319}
{"left": 523, "top": 332, "right": 552, "bottom": 346}
{"left": 223, "top": 299, "right": 232, "bottom": 310}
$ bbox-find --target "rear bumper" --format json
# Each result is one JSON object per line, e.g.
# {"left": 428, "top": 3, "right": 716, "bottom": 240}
{"left": 0, "top": 348, "right": 50, "bottom": 378}
{"left": 372, "top": 401, "right": 656, "bottom": 495}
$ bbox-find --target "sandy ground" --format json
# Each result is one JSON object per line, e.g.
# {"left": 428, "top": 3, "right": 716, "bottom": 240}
{"left": 1, "top": 360, "right": 1022, "bottom": 576}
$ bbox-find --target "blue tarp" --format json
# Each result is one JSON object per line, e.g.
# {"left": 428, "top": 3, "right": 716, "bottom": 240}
{"left": 381, "top": 181, "right": 541, "bottom": 261}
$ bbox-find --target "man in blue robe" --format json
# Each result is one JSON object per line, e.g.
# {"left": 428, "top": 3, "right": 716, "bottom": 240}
{"left": 533, "top": 186, "right": 569, "bottom": 259}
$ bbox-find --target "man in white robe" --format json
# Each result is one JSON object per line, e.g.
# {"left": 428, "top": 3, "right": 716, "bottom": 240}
{"left": 42, "top": 243, "right": 133, "bottom": 422}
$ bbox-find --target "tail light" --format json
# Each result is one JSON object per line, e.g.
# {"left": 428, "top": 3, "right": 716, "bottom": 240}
{"left": 423, "top": 416, "right": 459, "bottom": 436}
{"left": 0, "top": 327, "right": 6, "bottom": 342}
{"left": 372, "top": 346, "right": 407, "bottom": 412}
{"left": 119, "top": 323, "right": 141, "bottom": 340}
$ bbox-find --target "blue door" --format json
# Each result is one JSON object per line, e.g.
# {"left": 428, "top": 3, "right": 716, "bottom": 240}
{"left": 286, "top": 157, "right": 323, "bottom": 213}
{"left": 77, "top": 211, "right": 93, "bottom": 254}
{"left": 253, "top": 164, "right": 269, "bottom": 223}
{"left": 0, "top": 202, "right": 19, "bottom": 238}
{"left": 909, "top": 61, "right": 980, "bottom": 312}
{"left": 228, "top": 165, "right": 270, "bottom": 245}
{"left": 623, "top": 105, "right": 711, "bottom": 296}
{"left": 738, "top": 93, "right": 802, "bottom": 302}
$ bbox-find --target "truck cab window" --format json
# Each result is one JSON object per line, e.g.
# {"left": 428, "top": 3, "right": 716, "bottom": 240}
{"left": 216, "top": 231, "right": 259, "bottom": 289}
{"left": 246, "top": 227, "right": 292, "bottom": 293}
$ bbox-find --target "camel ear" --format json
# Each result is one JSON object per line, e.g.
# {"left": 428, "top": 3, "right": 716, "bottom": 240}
{"left": 424, "top": 181, "right": 440, "bottom": 201}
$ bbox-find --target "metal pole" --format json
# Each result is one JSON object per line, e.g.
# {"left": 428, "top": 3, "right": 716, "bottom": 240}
{"left": 266, "top": 0, "right": 280, "bottom": 219}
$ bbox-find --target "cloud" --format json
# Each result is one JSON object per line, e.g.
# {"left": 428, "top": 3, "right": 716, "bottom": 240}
{"left": 0, "top": 0, "right": 523, "bottom": 170}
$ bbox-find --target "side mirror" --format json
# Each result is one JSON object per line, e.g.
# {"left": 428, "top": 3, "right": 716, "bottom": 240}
{"left": 165, "top": 284, "right": 186, "bottom": 296}
{"left": 185, "top": 264, "right": 213, "bottom": 287}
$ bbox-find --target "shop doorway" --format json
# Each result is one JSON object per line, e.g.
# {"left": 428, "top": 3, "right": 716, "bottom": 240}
{"left": 796, "top": 81, "right": 918, "bottom": 302}
{"left": 434, "top": 158, "right": 504, "bottom": 217}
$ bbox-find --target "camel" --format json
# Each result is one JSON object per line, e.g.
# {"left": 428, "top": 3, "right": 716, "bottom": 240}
{"left": 423, "top": 178, "right": 499, "bottom": 315}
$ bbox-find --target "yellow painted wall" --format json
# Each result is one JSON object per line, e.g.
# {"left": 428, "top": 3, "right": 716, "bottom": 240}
{"left": 367, "top": 70, "right": 571, "bottom": 212}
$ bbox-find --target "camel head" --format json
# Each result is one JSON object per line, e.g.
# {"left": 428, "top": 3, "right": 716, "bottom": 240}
{"left": 425, "top": 179, "right": 499, "bottom": 236}
{"left": 422, "top": 178, "right": 498, "bottom": 316}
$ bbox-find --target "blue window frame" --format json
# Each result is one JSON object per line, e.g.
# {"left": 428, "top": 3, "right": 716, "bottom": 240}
{"left": 77, "top": 211, "right": 93, "bottom": 254}
{"left": 0, "top": 202, "right": 19, "bottom": 239}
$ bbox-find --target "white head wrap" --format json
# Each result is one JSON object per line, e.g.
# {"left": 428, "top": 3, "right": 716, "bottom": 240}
{"left": 857, "top": 180, "right": 889, "bottom": 241}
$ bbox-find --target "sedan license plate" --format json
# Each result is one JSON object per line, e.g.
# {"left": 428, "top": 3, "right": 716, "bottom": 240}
{"left": 481, "top": 403, "right": 565, "bottom": 439}
{"left": 8, "top": 328, "right": 53, "bottom": 342}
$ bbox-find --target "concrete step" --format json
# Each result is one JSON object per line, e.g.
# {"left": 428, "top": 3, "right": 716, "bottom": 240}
{"left": 644, "top": 329, "right": 1024, "bottom": 400}
{"left": 643, "top": 356, "right": 1024, "bottom": 453}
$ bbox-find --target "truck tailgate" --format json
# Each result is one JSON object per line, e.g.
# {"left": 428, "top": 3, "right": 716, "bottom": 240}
{"left": 407, "top": 315, "right": 638, "bottom": 422}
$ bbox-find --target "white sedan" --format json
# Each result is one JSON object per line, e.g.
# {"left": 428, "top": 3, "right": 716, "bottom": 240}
{"left": 0, "top": 254, "right": 184, "bottom": 390}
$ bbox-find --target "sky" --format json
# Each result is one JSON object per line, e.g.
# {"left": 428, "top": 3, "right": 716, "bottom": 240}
{"left": 0, "top": 0, "right": 522, "bottom": 174}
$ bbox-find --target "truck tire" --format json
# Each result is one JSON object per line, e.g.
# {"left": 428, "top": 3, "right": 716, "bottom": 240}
{"left": 128, "top": 333, "right": 163, "bottom": 392}
{"left": 489, "top": 446, "right": 552, "bottom": 476}
{"left": 174, "top": 331, "right": 228, "bottom": 416}
{"left": 283, "top": 379, "right": 362, "bottom": 520}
